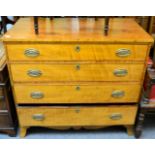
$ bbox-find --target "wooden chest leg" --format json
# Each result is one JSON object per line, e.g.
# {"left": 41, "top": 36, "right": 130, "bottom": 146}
{"left": 135, "top": 110, "right": 145, "bottom": 138}
{"left": 20, "top": 127, "right": 28, "bottom": 138}
{"left": 125, "top": 125, "right": 134, "bottom": 136}
{"left": 7, "top": 129, "right": 17, "bottom": 137}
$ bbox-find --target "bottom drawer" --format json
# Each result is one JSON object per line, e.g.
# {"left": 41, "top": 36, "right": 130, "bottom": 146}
{"left": 17, "top": 105, "right": 137, "bottom": 127}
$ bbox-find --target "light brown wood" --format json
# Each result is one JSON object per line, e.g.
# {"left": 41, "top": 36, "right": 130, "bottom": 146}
{"left": 20, "top": 126, "right": 27, "bottom": 138}
{"left": 13, "top": 83, "right": 141, "bottom": 104}
{"left": 17, "top": 105, "right": 138, "bottom": 127}
{"left": 10, "top": 63, "right": 145, "bottom": 82}
{"left": 125, "top": 125, "right": 134, "bottom": 136}
{"left": 2, "top": 17, "right": 153, "bottom": 136}
{"left": 1, "top": 18, "right": 153, "bottom": 43}
{"left": 6, "top": 44, "right": 148, "bottom": 62}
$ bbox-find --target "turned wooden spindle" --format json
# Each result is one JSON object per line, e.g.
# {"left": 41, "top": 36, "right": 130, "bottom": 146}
{"left": 33, "top": 16, "right": 110, "bottom": 35}
{"left": 34, "top": 16, "right": 39, "bottom": 35}
{"left": 104, "top": 17, "right": 109, "bottom": 36}
{"left": 1, "top": 16, "right": 7, "bottom": 33}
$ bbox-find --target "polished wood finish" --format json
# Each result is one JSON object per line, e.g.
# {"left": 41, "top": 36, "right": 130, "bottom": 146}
{"left": 13, "top": 83, "right": 141, "bottom": 104}
{"left": 0, "top": 42, "right": 17, "bottom": 136}
{"left": 6, "top": 44, "right": 149, "bottom": 61}
{"left": 10, "top": 63, "right": 144, "bottom": 82}
{"left": 0, "top": 53, "right": 17, "bottom": 136}
{"left": 1, "top": 17, "right": 153, "bottom": 137}
{"left": 18, "top": 105, "right": 137, "bottom": 126}
{"left": 1, "top": 18, "right": 153, "bottom": 43}
{"left": 33, "top": 17, "right": 109, "bottom": 36}
{"left": 125, "top": 125, "right": 134, "bottom": 136}
{"left": 18, "top": 105, "right": 137, "bottom": 137}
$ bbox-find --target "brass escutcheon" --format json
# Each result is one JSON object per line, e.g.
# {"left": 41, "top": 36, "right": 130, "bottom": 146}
{"left": 75, "top": 64, "right": 80, "bottom": 70}
{"left": 75, "top": 45, "right": 80, "bottom": 52}
{"left": 76, "top": 86, "right": 80, "bottom": 91}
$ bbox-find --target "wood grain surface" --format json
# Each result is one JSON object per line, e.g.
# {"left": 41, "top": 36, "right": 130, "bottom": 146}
{"left": 17, "top": 105, "right": 137, "bottom": 126}
{"left": 1, "top": 18, "right": 153, "bottom": 43}
{"left": 6, "top": 44, "right": 148, "bottom": 61}
{"left": 13, "top": 83, "right": 141, "bottom": 103}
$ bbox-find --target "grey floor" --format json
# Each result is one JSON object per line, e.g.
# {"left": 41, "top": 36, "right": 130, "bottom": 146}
{"left": 0, "top": 115, "right": 155, "bottom": 139}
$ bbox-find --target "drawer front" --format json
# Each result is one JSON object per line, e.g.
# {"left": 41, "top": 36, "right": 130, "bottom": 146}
{"left": 6, "top": 44, "right": 148, "bottom": 61}
{"left": 0, "top": 87, "right": 6, "bottom": 110}
{"left": 0, "top": 114, "right": 13, "bottom": 128}
{"left": 10, "top": 63, "right": 144, "bottom": 82}
{"left": 14, "top": 84, "right": 141, "bottom": 104}
{"left": 17, "top": 105, "right": 137, "bottom": 126}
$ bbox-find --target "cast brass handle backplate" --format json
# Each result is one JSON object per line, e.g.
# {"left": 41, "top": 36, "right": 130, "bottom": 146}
{"left": 111, "top": 90, "right": 125, "bottom": 98}
{"left": 116, "top": 48, "right": 131, "bottom": 57}
{"left": 30, "top": 92, "right": 44, "bottom": 99}
{"left": 109, "top": 113, "right": 122, "bottom": 120}
{"left": 24, "top": 48, "right": 40, "bottom": 57}
{"left": 113, "top": 69, "right": 128, "bottom": 77}
{"left": 27, "top": 70, "right": 42, "bottom": 77}
{"left": 32, "top": 114, "right": 45, "bottom": 121}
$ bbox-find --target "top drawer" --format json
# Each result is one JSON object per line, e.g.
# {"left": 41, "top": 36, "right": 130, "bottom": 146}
{"left": 6, "top": 44, "right": 148, "bottom": 61}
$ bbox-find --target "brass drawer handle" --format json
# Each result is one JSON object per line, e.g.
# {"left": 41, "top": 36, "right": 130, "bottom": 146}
{"left": 111, "top": 90, "right": 125, "bottom": 98}
{"left": 75, "top": 45, "right": 80, "bottom": 52}
{"left": 27, "top": 70, "right": 42, "bottom": 77}
{"left": 24, "top": 48, "right": 40, "bottom": 57}
{"left": 113, "top": 69, "right": 128, "bottom": 77}
{"left": 116, "top": 48, "right": 131, "bottom": 57}
{"left": 30, "top": 92, "right": 44, "bottom": 99}
{"left": 75, "top": 64, "right": 80, "bottom": 70}
{"left": 32, "top": 114, "right": 44, "bottom": 121}
{"left": 110, "top": 113, "right": 122, "bottom": 120}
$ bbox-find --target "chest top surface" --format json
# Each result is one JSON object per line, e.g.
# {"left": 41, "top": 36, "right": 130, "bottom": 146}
{"left": 1, "top": 17, "right": 154, "bottom": 44}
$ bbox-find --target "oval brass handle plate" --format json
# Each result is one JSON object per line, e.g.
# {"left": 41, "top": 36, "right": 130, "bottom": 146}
{"left": 109, "top": 113, "right": 122, "bottom": 120}
{"left": 116, "top": 48, "right": 131, "bottom": 57}
{"left": 75, "top": 45, "right": 80, "bottom": 52}
{"left": 32, "top": 114, "right": 45, "bottom": 121}
{"left": 111, "top": 90, "right": 125, "bottom": 98}
{"left": 24, "top": 48, "right": 40, "bottom": 57}
{"left": 113, "top": 69, "right": 128, "bottom": 77}
{"left": 27, "top": 70, "right": 42, "bottom": 77}
{"left": 75, "top": 64, "right": 80, "bottom": 70}
{"left": 30, "top": 92, "right": 44, "bottom": 99}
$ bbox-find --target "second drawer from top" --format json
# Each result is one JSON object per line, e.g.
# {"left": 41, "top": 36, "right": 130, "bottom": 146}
{"left": 10, "top": 63, "right": 145, "bottom": 82}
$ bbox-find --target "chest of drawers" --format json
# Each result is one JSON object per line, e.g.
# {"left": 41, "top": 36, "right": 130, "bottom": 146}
{"left": 0, "top": 43, "right": 17, "bottom": 136}
{"left": 1, "top": 17, "right": 153, "bottom": 137}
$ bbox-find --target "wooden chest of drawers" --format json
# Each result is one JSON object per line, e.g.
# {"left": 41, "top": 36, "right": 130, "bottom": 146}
{"left": 0, "top": 44, "right": 17, "bottom": 136}
{"left": 1, "top": 17, "right": 153, "bottom": 137}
